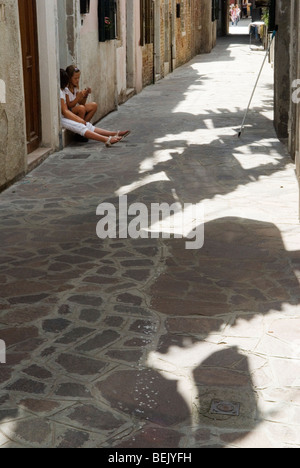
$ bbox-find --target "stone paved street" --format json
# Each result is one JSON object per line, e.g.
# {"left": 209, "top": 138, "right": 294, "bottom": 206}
{"left": 0, "top": 32, "right": 300, "bottom": 448}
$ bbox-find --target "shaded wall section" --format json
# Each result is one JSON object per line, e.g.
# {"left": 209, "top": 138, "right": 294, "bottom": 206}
{"left": 274, "top": 0, "right": 291, "bottom": 140}
{"left": 0, "top": 0, "right": 26, "bottom": 189}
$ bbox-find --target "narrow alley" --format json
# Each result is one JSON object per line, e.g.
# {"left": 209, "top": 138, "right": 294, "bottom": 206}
{"left": 0, "top": 31, "right": 300, "bottom": 448}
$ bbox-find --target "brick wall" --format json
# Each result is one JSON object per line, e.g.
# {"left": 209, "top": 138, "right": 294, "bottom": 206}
{"left": 142, "top": 43, "right": 154, "bottom": 87}
{"left": 175, "top": 0, "right": 193, "bottom": 68}
{"left": 141, "top": 0, "right": 216, "bottom": 85}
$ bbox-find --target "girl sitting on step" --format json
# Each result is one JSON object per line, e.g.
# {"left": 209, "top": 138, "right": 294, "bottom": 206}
{"left": 65, "top": 65, "right": 97, "bottom": 123}
{"left": 60, "top": 69, "right": 130, "bottom": 147}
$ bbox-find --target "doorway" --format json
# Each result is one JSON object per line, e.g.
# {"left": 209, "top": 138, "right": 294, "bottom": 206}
{"left": 228, "top": 0, "right": 252, "bottom": 36}
{"left": 126, "top": 0, "right": 135, "bottom": 92}
{"left": 18, "top": 0, "right": 41, "bottom": 154}
{"left": 164, "top": 0, "right": 175, "bottom": 76}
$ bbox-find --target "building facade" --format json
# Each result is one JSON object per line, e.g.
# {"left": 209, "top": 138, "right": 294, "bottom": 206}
{"left": 0, "top": 0, "right": 222, "bottom": 191}
{"left": 140, "top": 0, "right": 218, "bottom": 87}
{"left": 0, "top": 0, "right": 61, "bottom": 189}
{"left": 273, "top": 0, "right": 300, "bottom": 213}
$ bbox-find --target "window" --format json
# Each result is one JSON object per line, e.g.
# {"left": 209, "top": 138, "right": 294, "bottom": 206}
{"left": 211, "top": 0, "right": 219, "bottom": 22}
{"left": 98, "top": 0, "right": 116, "bottom": 42}
{"left": 140, "top": 0, "right": 153, "bottom": 46}
{"left": 80, "top": 0, "right": 90, "bottom": 14}
{"left": 268, "top": 0, "right": 276, "bottom": 32}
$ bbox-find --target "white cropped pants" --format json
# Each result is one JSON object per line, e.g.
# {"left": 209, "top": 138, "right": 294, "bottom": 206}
{"left": 61, "top": 118, "right": 95, "bottom": 137}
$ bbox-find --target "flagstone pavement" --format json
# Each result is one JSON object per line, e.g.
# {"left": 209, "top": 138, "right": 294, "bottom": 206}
{"left": 0, "top": 33, "right": 300, "bottom": 448}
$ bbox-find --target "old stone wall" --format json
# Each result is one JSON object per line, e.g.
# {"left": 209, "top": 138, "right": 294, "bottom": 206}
{"left": 294, "top": 1, "right": 300, "bottom": 215}
{"left": 142, "top": 44, "right": 154, "bottom": 87}
{"left": 58, "top": 0, "right": 79, "bottom": 68}
{"left": 0, "top": 0, "right": 220, "bottom": 190}
{"left": 151, "top": 0, "right": 217, "bottom": 84}
{"left": 273, "top": 0, "right": 300, "bottom": 215}
{"left": 0, "top": 0, "right": 26, "bottom": 189}
{"left": 175, "top": 0, "right": 193, "bottom": 68}
{"left": 274, "top": 0, "right": 291, "bottom": 140}
{"left": 79, "top": 0, "right": 141, "bottom": 121}
{"left": 288, "top": 0, "right": 299, "bottom": 159}
{"left": 198, "top": 0, "right": 216, "bottom": 54}
{"left": 78, "top": 0, "right": 118, "bottom": 122}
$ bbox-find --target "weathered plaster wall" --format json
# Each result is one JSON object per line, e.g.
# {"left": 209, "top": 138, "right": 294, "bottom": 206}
{"left": 117, "top": 0, "right": 143, "bottom": 100}
{"left": 294, "top": 1, "right": 300, "bottom": 215}
{"left": 116, "top": 0, "right": 127, "bottom": 101}
{"left": 274, "top": 0, "right": 291, "bottom": 139}
{"left": 79, "top": 0, "right": 143, "bottom": 119}
{"left": 134, "top": 1, "right": 143, "bottom": 95}
{"left": 80, "top": 0, "right": 118, "bottom": 121}
{"left": 288, "top": 0, "right": 299, "bottom": 159}
{"left": 36, "top": 0, "right": 61, "bottom": 149}
{"left": 58, "top": 0, "right": 77, "bottom": 69}
{"left": 199, "top": 0, "right": 216, "bottom": 54}
{"left": 272, "top": 0, "right": 300, "bottom": 215}
{"left": 0, "top": 0, "right": 26, "bottom": 189}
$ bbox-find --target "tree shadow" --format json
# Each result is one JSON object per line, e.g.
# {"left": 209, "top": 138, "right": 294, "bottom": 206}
{"left": 105, "top": 217, "right": 300, "bottom": 448}
{"left": 0, "top": 34, "right": 298, "bottom": 448}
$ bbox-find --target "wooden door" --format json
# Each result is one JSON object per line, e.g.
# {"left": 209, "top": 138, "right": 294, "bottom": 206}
{"left": 18, "top": 0, "right": 41, "bottom": 154}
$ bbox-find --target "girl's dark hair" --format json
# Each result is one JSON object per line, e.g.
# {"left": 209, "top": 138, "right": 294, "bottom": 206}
{"left": 60, "top": 69, "right": 69, "bottom": 89}
{"left": 66, "top": 65, "right": 80, "bottom": 79}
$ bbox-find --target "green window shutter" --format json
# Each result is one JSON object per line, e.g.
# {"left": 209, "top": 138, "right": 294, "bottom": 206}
{"left": 80, "top": 0, "right": 90, "bottom": 14}
{"left": 268, "top": 0, "right": 276, "bottom": 32}
{"left": 98, "top": 0, "right": 106, "bottom": 42}
{"left": 212, "top": 0, "right": 219, "bottom": 22}
{"left": 140, "top": 0, "right": 153, "bottom": 45}
{"left": 98, "top": 0, "right": 116, "bottom": 42}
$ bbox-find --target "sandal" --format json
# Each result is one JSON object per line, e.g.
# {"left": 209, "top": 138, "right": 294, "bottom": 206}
{"left": 117, "top": 130, "right": 131, "bottom": 141}
{"left": 105, "top": 136, "right": 120, "bottom": 147}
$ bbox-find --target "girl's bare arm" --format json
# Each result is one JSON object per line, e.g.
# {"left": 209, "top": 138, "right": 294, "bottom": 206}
{"left": 61, "top": 99, "right": 86, "bottom": 124}
{"left": 66, "top": 90, "right": 85, "bottom": 109}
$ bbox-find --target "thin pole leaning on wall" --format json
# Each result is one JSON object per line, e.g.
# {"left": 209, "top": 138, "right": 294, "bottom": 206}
{"left": 238, "top": 27, "right": 277, "bottom": 138}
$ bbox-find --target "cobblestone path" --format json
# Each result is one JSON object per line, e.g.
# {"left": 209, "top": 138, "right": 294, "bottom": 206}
{"left": 0, "top": 34, "right": 300, "bottom": 448}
